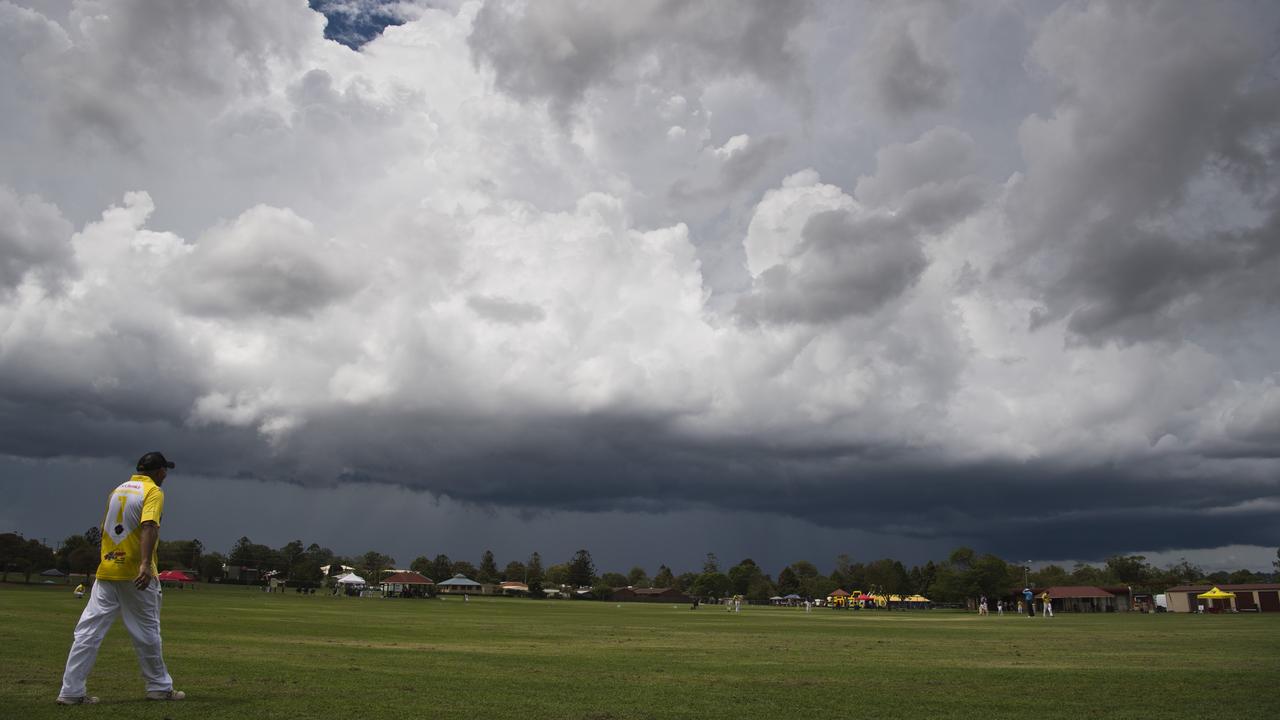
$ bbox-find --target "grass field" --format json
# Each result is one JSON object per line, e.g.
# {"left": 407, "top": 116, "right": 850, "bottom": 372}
{"left": 2, "top": 582, "right": 1278, "bottom": 719}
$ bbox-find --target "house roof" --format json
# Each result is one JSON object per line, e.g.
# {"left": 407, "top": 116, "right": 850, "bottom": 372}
{"left": 383, "top": 571, "right": 433, "bottom": 585}
{"left": 1041, "top": 586, "right": 1115, "bottom": 598}
{"left": 631, "top": 587, "right": 683, "bottom": 595}
{"left": 1166, "top": 583, "right": 1280, "bottom": 593}
{"left": 437, "top": 574, "right": 482, "bottom": 587}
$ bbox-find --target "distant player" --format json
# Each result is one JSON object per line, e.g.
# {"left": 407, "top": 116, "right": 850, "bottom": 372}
{"left": 56, "top": 452, "right": 185, "bottom": 705}
{"left": 1041, "top": 592, "right": 1054, "bottom": 618}
{"left": 1023, "top": 587, "right": 1034, "bottom": 618}
{"left": 73, "top": 583, "right": 86, "bottom": 599}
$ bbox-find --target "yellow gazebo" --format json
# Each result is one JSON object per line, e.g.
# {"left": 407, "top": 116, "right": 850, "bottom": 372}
{"left": 1196, "top": 586, "right": 1236, "bottom": 612}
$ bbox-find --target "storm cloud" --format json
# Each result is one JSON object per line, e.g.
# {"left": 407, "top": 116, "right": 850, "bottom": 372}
{"left": 2, "top": 0, "right": 1279, "bottom": 571}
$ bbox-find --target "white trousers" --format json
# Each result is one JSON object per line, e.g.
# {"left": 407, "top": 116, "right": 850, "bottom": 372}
{"left": 60, "top": 580, "right": 174, "bottom": 697}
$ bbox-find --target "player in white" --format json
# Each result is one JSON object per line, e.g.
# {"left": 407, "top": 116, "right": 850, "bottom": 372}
{"left": 56, "top": 452, "right": 186, "bottom": 705}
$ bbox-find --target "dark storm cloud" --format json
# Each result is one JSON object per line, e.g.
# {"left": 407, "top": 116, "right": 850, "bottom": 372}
{"left": 1032, "top": 212, "right": 1280, "bottom": 343}
{"left": 869, "top": 14, "right": 952, "bottom": 117}
{"left": 1012, "top": 0, "right": 1280, "bottom": 345}
{"left": 735, "top": 210, "right": 929, "bottom": 324}
{"left": 0, "top": 187, "right": 74, "bottom": 292}
{"left": 43, "top": 404, "right": 1270, "bottom": 562}
{"left": 668, "top": 135, "right": 789, "bottom": 205}
{"left": 468, "top": 0, "right": 810, "bottom": 121}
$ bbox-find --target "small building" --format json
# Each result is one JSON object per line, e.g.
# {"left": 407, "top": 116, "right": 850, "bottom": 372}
{"left": 609, "top": 587, "right": 691, "bottom": 603}
{"left": 436, "top": 573, "right": 483, "bottom": 595}
{"left": 1164, "top": 583, "right": 1280, "bottom": 613}
{"left": 224, "top": 565, "right": 260, "bottom": 584}
{"left": 382, "top": 571, "right": 434, "bottom": 597}
{"left": 1038, "top": 586, "right": 1126, "bottom": 612}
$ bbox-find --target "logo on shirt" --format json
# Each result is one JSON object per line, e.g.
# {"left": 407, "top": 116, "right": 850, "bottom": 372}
{"left": 103, "top": 550, "right": 126, "bottom": 563}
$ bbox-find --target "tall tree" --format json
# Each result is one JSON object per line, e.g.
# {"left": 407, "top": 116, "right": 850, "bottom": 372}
{"left": 746, "top": 574, "right": 777, "bottom": 605}
{"left": 728, "top": 559, "right": 763, "bottom": 596}
{"left": 227, "top": 536, "right": 277, "bottom": 571}
{"left": 702, "top": 553, "right": 720, "bottom": 574}
{"left": 278, "top": 540, "right": 306, "bottom": 573}
{"left": 451, "top": 561, "right": 478, "bottom": 579}
{"left": 56, "top": 534, "right": 90, "bottom": 574}
{"left": 430, "top": 554, "right": 452, "bottom": 583}
{"left": 502, "top": 560, "right": 526, "bottom": 582}
{"left": 526, "top": 552, "right": 545, "bottom": 596}
{"left": 527, "top": 552, "right": 544, "bottom": 582}
{"left": 410, "top": 556, "right": 434, "bottom": 576}
{"left": 1, "top": 533, "right": 54, "bottom": 583}
{"left": 691, "top": 571, "right": 731, "bottom": 599}
{"left": 199, "top": 552, "right": 227, "bottom": 581}
{"left": 1105, "top": 555, "right": 1153, "bottom": 586}
{"left": 627, "top": 566, "right": 649, "bottom": 587}
{"left": 601, "top": 572, "right": 628, "bottom": 587}
{"left": 831, "top": 554, "right": 855, "bottom": 589}
{"left": 359, "top": 551, "right": 395, "bottom": 582}
{"left": 567, "top": 549, "right": 596, "bottom": 588}
{"left": 968, "top": 554, "right": 1013, "bottom": 599}
{"left": 157, "top": 539, "right": 203, "bottom": 571}
{"left": 478, "top": 550, "right": 499, "bottom": 583}
{"left": 653, "top": 564, "right": 675, "bottom": 588}
{"left": 948, "top": 547, "right": 976, "bottom": 571}
{"left": 864, "top": 558, "right": 910, "bottom": 596}
{"left": 301, "top": 543, "right": 335, "bottom": 584}
{"left": 228, "top": 537, "right": 255, "bottom": 567}
{"left": 776, "top": 566, "right": 799, "bottom": 595}
{"left": 1030, "top": 564, "right": 1071, "bottom": 587}
{"left": 545, "top": 563, "right": 570, "bottom": 587}
{"left": 1069, "top": 562, "right": 1106, "bottom": 586}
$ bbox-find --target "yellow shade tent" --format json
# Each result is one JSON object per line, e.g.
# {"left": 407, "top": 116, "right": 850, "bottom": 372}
{"left": 1196, "top": 587, "right": 1236, "bottom": 600}
{"left": 905, "top": 594, "right": 929, "bottom": 602}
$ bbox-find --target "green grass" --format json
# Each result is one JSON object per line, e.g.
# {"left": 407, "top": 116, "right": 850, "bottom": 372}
{"left": 3, "top": 582, "right": 1278, "bottom": 719}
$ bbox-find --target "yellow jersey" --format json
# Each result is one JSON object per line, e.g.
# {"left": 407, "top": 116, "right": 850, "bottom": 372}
{"left": 95, "top": 474, "right": 164, "bottom": 581}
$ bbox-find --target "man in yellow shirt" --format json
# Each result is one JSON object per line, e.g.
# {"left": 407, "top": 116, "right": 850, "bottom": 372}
{"left": 56, "top": 452, "right": 186, "bottom": 705}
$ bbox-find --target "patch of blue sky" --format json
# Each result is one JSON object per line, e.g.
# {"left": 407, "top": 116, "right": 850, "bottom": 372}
{"left": 310, "top": 0, "right": 408, "bottom": 49}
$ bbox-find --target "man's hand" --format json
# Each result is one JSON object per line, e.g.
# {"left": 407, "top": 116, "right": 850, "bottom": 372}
{"left": 134, "top": 564, "right": 156, "bottom": 590}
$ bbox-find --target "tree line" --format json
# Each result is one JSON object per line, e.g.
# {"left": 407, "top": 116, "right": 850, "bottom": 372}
{"left": 4, "top": 530, "right": 1277, "bottom": 603}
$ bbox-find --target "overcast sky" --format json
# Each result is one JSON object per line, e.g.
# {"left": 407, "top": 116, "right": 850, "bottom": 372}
{"left": 3, "top": 0, "right": 1279, "bottom": 576}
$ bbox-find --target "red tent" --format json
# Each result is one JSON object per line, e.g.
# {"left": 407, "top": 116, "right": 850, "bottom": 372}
{"left": 158, "top": 570, "right": 195, "bottom": 582}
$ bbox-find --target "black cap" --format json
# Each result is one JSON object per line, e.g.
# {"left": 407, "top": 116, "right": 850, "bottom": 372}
{"left": 136, "top": 452, "right": 175, "bottom": 472}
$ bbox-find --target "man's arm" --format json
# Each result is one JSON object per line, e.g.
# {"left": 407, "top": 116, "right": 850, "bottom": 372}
{"left": 135, "top": 521, "right": 159, "bottom": 590}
